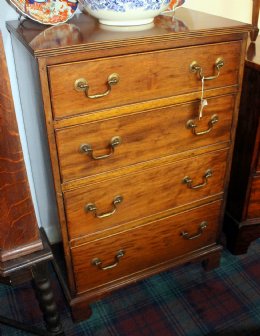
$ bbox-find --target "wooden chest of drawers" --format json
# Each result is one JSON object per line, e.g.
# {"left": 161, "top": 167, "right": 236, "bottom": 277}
{"left": 7, "top": 9, "right": 250, "bottom": 321}
{"left": 224, "top": 35, "right": 260, "bottom": 254}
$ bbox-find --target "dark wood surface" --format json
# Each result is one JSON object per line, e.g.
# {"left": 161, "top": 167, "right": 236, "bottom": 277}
{"left": 247, "top": 34, "right": 260, "bottom": 69}
{"left": 7, "top": 11, "right": 250, "bottom": 321}
{"left": 72, "top": 201, "right": 221, "bottom": 295}
{"left": 48, "top": 41, "right": 241, "bottom": 119}
{"left": 65, "top": 150, "right": 228, "bottom": 241}
{"left": 247, "top": 176, "right": 260, "bottom": 218}
{"left": 0, "top": 30, "right": 42, "bottom": 262}
{"left": 56, "top": 95, "right": 234, "bottom": 183}
{"left": 224, "top": 35, "right": 260, "bottom": 254}
{"left": 0, "top": 229, "right": 64, "bottom": 335}
{"left": 251, "top": 0, "right": 260, "bottom": 41}
{"left": 0, "top": 229, "right": 51, "bottom": 280}
{"left": 6, "top": 9, "right": 251, "bottom": 57}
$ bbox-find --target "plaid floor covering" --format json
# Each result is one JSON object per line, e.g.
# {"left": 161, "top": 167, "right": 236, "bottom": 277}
{"left": 0, "top": 240, "right": 260, "bottom": 336}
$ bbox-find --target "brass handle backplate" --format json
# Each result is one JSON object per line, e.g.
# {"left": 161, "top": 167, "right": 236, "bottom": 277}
{"left": 85, "top": 195, "right": 123, "bottom": 219}
{"left": 183, "top": 169, "right": 212, "bottom": 190}
{"left": 186, "top": 114, "right": 219, "bottom": 136}
{"left": 92, "top": 250, "right": 125, "bottom": 271}
{"left": 80, "top": 136, "right": 122, "bottom": 160}
{"left": 181, "top": 221, "right": 208, "bottom": 240}
{"left": 74, "top": 73, "right": 119, "bottom": 99}
{"left": 190, "top": 58, "right": 224, "bottom": 80}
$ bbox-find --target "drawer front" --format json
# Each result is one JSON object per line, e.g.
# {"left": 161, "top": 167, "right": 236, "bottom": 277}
{"left": 71, "top": 200, "right": 221, "bottom": 294}
{"left": 64, "top": 149, "right": 228, "bottom": 239}
{"left": 48, "top": 42, "right": 241, "bottom": 119}
{"left": 57, "top": 95, "right": 234, "bottom": 182}
{"left": 247, "top": 176, "right": 260, "bottom": 219}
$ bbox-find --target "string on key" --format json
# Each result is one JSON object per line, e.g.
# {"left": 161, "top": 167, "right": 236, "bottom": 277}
{"left": 198, "top": 76, "right": 208, "bottom": 120}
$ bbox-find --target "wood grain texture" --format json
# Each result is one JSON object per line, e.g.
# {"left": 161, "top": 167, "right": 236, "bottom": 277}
{"left": 64, "top": 149, "right": 228, "bottom": 240}
{"left": 48, "top": 41, "right": 241, "bottom": 119}
{"left": 6, "top": 10, "right": 251, "bottom": 58}
{"left": 56, "top": 95, "right": 234, "bottom": 183}
{"left": 7, "top": 11, "right": 250, "bottom": 320}
{"left": 247, "top": 35, "right": 260, "bottom": 70}
{"left": 72, "top": 200, "right": 221, "bottom": 295}
{"left": 0, "top": 31, "right": 42, "bottom": 261}
{"left": 250, "top": 0, "right": 260, "bottom": 41}
{"left": 247, "top": 176, "right": 260, "bottom": 219}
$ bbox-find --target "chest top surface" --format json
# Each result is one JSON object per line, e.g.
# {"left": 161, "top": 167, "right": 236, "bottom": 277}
{"left": 6, "top": 8, "right": 251, "bottom": 58}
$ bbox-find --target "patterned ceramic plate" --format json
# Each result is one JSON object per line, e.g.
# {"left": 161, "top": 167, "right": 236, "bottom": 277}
{"left": 168, "top": 0, "right": 185, "bottom": 10}
{"left": 10, "top": 0, "right": 78, "bottom": 25}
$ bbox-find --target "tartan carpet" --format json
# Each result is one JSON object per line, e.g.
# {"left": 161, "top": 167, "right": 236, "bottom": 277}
{"left": 0, "top": 240, "right": 260, "bottom": 336}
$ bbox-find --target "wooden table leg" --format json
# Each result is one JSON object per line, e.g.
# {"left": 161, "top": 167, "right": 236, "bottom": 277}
{"left": 32, "top": 262, "right": 64, "bottom": 335}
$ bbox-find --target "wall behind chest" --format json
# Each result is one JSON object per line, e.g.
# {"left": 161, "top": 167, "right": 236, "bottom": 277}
{"left": 184, "top": 0, "right": 253, "bottom": 24}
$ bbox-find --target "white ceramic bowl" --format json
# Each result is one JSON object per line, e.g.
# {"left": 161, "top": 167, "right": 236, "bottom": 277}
{"left": 81, "top": 0, "right": 184, "bottom": 26}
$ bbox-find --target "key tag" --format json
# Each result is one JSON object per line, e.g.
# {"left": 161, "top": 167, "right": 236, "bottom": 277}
{"left": 198, "top": 76, "right": 208, "bottom": 120}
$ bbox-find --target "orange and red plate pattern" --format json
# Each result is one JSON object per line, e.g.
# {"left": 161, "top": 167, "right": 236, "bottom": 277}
{"left": 10, "top": 0, "right": 78, "bottom": 25}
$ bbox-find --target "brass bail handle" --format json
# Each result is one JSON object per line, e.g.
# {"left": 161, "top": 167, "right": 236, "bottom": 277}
{"left": 190, "top": 58, "right": 224, "bottom": 80}
{"left": 92, "top": 250, "right": 125, "bottom": 271}
{"left": 186, "top": 114, "right": 219, "bottom": 136}
{"left": 85, "top": 195, "right": 123, "bottom": 219}
{"left": 80, "top": 136, "right": 122, "bottom": 160}
{"left": 74, "top": 73, "right": 119, "bottom": 99}
{"left": 181, "top": 221, "right": 208, "bottom": 240}
{"left": 183, "top": 169, "right": 212, "bottom": 190}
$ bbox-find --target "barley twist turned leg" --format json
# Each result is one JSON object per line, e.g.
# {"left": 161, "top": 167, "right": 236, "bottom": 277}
{"left": 32, "top": 262, "right": 64, "bottom": 335}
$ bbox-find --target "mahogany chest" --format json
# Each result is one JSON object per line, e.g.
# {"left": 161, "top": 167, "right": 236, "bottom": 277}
{"left": 7, "top": 9, "right": 250, "bottom": 320}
